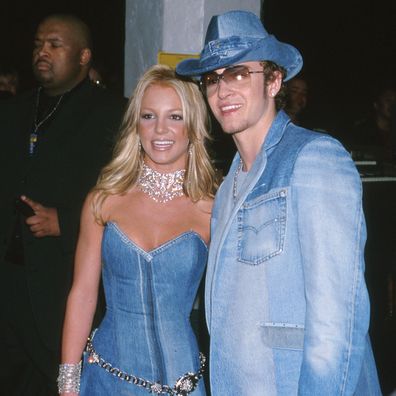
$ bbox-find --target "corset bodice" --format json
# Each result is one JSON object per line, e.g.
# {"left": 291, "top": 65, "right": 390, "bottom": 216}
{"left": 88, "top": 222, "right": 208, "bottom": 390}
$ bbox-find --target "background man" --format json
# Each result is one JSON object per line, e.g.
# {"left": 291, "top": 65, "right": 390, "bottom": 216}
{"left": 0, "top": 14, "right": 125, "bottom": 395}
{"left": 349, "top": 83, "right": 396, "bottom": 163}
{"left": 0, "top": 64, "right": 19, "bottom": 99}
{"left": 177, "top": 10, "right": 381, "bottom": 395}
{"left": 284, "top": 75, "right": 308, "bottom": 125}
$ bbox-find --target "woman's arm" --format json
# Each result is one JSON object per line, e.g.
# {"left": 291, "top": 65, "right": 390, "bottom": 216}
{"left": 59, "top": 192, "right": 104, "bottom": 395}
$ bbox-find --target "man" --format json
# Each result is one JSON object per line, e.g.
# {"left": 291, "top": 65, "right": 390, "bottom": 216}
{"left": 177, "top": 10, "right": 381, "bottom": 395}
{"left": 0, "top": 14, "right": 125, "bottom": 395}
{"left": 349, "top": 84, "right": 396, "bottom": 162}
{"left": 0, "top": 64, "right": 19, "bottom": 99}
{"left": 284, "top": 75, "right": 308, "bottom": 125}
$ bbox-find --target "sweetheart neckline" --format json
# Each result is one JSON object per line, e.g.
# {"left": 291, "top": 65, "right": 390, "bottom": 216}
{"left": 105, "top": 221, "right": 208, "bottom": 255}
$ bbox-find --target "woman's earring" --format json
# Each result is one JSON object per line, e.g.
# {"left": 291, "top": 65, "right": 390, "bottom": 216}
{"left": 138, "top": 141, "right": 142, "bottom": 152}
{"left": 188, "top": 144, "right": 193, "bottom": 157}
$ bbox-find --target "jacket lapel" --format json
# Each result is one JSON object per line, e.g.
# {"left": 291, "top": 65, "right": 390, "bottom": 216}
{"left": 206, "top": 149, "right": 268, "bottom": 327}
{"left": 206, "top": 111, "right": 291, "bottom": 326}
{"left": 213, "top": 110, "right": 290, "bottom": 243}
{"left": 211, "top": 149, "right": 268, "bottom": 261}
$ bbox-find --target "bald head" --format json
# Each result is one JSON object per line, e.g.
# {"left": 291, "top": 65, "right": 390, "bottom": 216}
{"left": 32, "top": 14, "right": 93, "bottom": 95}
{"left": 40, "top": 14, "right": 92, "bottom": 50}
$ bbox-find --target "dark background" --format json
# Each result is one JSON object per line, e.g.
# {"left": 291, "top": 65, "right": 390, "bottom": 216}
{"left": 1, "top": 0, "right": 395, "bottom": 136}
{"left": 0, "top": 0, "right": 126, "bottom": 93}
{"left": 1, "top": 1, "right": 395, "bottom": 392}
{"left": 262, "top": 0, "right": 395, "bottom": 139}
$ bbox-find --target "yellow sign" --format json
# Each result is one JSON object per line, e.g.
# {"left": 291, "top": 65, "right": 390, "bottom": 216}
{"left": 157, "top": 51, "right": 199, "bottom": 69}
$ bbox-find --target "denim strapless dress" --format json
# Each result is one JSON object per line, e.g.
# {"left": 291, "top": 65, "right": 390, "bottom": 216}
{"left": 80, "top": 222, "right": 208, "bottom": 395}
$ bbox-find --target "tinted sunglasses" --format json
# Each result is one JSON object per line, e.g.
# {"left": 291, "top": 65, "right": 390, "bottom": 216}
{"left": 200, "top": 65, "right": 264, "bottom": 96}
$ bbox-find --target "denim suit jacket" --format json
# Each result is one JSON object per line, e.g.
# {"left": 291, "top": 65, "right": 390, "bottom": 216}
{"left": 205, "top": 111, "right": 381, "bottom": 395}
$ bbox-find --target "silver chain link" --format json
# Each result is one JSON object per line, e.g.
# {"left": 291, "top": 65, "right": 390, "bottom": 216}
{"left": 86, "top": 336, "right": 206, "bottom": 395}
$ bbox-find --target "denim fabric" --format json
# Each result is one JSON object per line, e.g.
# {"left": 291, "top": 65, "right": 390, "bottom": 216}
{"left": 176, "top": 11, "right": 302, "bottom": 80}
{"left": 205, "top": 111, "right": 382, "bottom": 395}
{"left": 80, "top": 222, "right": 207, "bottom": 395}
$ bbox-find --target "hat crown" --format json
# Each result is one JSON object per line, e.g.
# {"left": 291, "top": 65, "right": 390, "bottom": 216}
{"left": 176, "top": 9, "right": 303, "bottom": 81}
{"left": 205, "top": 10, "right": 268, "bottom": 44}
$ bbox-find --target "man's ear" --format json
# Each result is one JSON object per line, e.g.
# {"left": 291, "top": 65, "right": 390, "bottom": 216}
{"left": 269, "top": 71, "right": 283, "bottom": 97}
{"left": 80, "top": 48, "right": 92, "bottom": 66}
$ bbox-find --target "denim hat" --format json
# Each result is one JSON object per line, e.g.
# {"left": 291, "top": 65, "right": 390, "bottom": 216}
{"left": 176, "top": 10, "right": 303, "bottom": 81}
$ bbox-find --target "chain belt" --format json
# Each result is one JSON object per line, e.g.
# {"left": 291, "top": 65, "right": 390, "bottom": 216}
{"left": 85, "top": 335, "right": 206, "bottom": 395}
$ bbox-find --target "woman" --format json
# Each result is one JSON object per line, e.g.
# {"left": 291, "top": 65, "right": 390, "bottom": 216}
{"left": 58, "top": 65, "right": 217, "bottom": 395}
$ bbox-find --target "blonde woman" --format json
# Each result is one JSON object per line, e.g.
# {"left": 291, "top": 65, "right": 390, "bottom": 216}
{"left": 58, "top": 65, "right": 217, "bottom": 396}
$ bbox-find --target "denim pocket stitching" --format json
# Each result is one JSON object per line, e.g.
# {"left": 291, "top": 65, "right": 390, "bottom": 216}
{"left": 237, "top": 188, "right": 287, "bottom": 265}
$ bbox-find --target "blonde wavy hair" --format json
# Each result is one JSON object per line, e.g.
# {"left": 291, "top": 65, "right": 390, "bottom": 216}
{"left": 92, "top": 64, "right": 218, "bottom": 222}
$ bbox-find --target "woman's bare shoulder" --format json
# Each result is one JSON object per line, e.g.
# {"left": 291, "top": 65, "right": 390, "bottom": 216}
{"left": 100, "top": 188, "right": 140, "bottom": 223}
{"left": 195, "top": 197, "right": 214, "bottom": 215}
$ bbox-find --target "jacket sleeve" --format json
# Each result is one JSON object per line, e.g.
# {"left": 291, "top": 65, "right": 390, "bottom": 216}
{"left": 292, "top": 136, "right": 370, "bottom": 395}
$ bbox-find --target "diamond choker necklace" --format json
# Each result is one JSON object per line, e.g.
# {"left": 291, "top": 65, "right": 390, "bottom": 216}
{"left": 138, "top": 163, "right": 185, "bottom": 203}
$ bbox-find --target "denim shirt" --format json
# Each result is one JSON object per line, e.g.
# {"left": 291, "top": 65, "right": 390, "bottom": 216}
{"left": 206, "top": 111, "right": 381, "bottom": 395}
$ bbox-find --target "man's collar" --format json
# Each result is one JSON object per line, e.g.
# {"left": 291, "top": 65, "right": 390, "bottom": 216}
{"left": 263, "top": 110, "right": 291, "bottom": 151}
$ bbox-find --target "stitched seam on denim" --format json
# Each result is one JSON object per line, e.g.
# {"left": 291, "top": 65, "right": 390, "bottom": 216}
{"left": 148, "top": 258, "right": 166, "bottom": 383}
{"left": 340, "top": 196, "right": 363, "bottom": 394}
{"left": 237, "top": 189, "right": 287, "bottom": 265}
{"left": 238, "top": 220, "right": 285, "bottom": 264}
{"left": 263, "top": 322, "right": 304, "bottom": 328}
{"left": 244, "top": 189, "right": 285, "bottom": 208}
{"left": 207, "top": 38, "right": 256, "bottom": 53}
{"left": 107, "top": 221, "right": 153, "bottom": 261}
{"left": 260, "top": 323, "right": 305, "bottom": 350}
{"left": 107, "top": 221, "right": 207, "bottom": 257}
{"left": 152, "top": 231, "right": 208, "bottom": 254}
{"left": 138, "top": 252, "right": 157, "bottom": 380}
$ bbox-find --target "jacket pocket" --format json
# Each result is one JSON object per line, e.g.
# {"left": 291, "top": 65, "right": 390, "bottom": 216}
{"left": 260, "top": 322, "right": 304, "bottom": 350}
{"left": 237, "top": 188, "right": 287, "bottom": 265}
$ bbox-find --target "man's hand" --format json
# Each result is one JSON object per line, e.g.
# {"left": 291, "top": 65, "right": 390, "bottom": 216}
{"left": 21, "top": 195, "right": 61, "bottom": 237}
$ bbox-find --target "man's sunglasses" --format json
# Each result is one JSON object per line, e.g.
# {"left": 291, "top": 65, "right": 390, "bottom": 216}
{"left": 200, "top": 65, "right": 264, "bottom": 96}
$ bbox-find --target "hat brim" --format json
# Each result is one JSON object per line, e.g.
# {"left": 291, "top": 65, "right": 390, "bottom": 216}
{"left": 176, "top": 36, "right": 303, "bottom": 82}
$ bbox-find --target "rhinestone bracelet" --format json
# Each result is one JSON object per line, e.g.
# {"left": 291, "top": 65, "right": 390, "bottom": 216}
{"left": 57, "top": 361, "right": 82, "bottom": 394}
